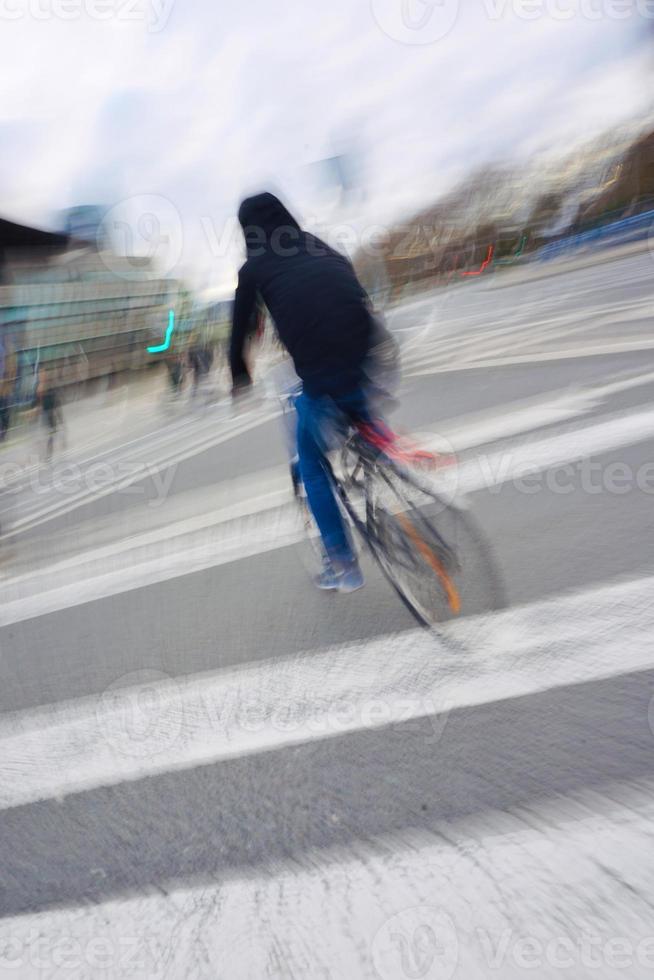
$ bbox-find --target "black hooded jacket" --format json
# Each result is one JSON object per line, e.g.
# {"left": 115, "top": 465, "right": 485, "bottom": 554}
{"left": 229, "top": 192, "right": 373, "bottom": 397}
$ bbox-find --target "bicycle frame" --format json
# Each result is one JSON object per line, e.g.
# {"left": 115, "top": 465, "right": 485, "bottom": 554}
{"left": 323, "top": 434, "right": 458, "bottom": 573}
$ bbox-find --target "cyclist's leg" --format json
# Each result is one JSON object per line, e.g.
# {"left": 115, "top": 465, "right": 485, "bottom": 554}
{"left": 296, "top": 392, "right": 357, "bottom": 569}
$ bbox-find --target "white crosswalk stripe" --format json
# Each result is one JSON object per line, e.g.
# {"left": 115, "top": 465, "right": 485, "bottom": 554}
{"left": 0, "top": 573, "right": 652, "bottom": 978}
{"left": 1, "top": 574, "right": 651, "bottom": 810}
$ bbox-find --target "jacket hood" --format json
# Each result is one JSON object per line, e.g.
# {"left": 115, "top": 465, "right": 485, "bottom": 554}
{"left": 238, "top": 192, "right": 302, "bottom": 254}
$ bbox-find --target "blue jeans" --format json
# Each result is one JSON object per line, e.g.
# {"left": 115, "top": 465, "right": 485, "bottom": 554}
{"left": 296, "top": 388, "right": 370, "bottom": 565}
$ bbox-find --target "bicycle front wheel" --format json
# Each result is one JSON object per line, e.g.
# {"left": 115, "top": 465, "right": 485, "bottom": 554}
{"left": 365, "top": 463, "right": 504, "bottom": 628}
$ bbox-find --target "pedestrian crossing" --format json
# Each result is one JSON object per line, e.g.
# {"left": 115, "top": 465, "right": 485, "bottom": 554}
{"left": 0, "top": 396, "right": 282, "bottom": 538}
{"left": 399, "top": 302, "right": 654, "bottom": 376}
{"left": 2, "top": 373, "right": 652, "bottom": 626}
{"left": 2, "top": 786, "right": 654, "bottom": 979}
{"left": 1, "top": 251, "right": 653, "bottom": 978}
{"left": 0, "top": 573, "right": 652, "bottom": 978}
{"left": 392, "top": 252, "right": 654, "bottom": 378}
{"left": 1, "top": 574, "right": 651, "bottom": 810}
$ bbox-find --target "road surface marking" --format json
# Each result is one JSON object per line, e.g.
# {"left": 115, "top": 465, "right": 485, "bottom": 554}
{"left": 5, "top": 363, "right": 653, "bottom": 538}
{"left": 2, "top": 776, "right": 653, "bottom": 978}
{"left": 1, "top": 402, "right": 653, "bottom": 622}
{"left": 0, "top": 573, "right": 651, "bottom": 811}
{"left": 2, "top": 406, "right": 282, "bottom": 539}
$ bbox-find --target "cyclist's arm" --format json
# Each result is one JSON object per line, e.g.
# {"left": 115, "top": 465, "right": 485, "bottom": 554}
{"left": 229, "top": 264, "right": 258, "bottom": 390}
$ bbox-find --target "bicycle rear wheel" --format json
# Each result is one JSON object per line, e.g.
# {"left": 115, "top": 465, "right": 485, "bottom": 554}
{"left": 364, "top": 462, "right": 504, "bottom": 627}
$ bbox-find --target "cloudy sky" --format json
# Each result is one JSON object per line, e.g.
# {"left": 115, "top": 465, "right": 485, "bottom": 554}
{"left": 0, "top": 0, "right": 652, "bottom": 295}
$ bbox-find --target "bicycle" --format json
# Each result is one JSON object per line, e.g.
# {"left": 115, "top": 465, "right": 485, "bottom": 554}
{"left": 292, "top": 416, "right": 505, "bottom": 629}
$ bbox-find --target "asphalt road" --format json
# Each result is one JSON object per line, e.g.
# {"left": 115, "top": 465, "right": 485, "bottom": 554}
{"left": 0, "top": 248, "right": 653, "bottom": 979}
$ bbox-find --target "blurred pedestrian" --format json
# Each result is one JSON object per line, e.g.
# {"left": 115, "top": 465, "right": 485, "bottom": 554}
{"left": 37, "top": 365, "right": 64, "bottom": 461}
{"left": 0, "top": 333, "right": 16, "bottom": 442}
{"left": 201, "top": 342, "right": 214, "bottom": 376}
{"left": 187, "top": 336, "right": 211, "bottom": 400}
{"left": 107, "top": 361, "right": 119, "bottom": 390}
{"left": 0, "top": 394, "right": 9, "bottom": 442}
{"left": 166, "top": 352, "right": 185, "bottom": 397}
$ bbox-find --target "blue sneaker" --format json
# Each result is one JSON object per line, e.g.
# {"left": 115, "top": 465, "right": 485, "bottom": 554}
{"left": 337, "top": 561, "right": 365, "bottom": 593}
{"left": 315, "top": 565, "right": 340, "bottom": 591}
{"left": 315, "top": 560, "right": 364, "bottom": 593}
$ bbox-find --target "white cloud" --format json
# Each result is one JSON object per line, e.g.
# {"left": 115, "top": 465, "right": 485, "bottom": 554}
{"left": 0, "top": 1, "right": 650, "bottom": 286}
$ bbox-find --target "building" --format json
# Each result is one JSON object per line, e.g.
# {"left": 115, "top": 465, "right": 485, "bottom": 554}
{"left": 0, "top": 211, "right": 180, "bottom": 404}
{"left": 63, "top": 204, "right": 109, "bottom": 249}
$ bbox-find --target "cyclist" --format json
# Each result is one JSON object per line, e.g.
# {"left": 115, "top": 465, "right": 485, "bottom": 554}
{"left": 230, "top": 191, "right": 376, "bottom": 592}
